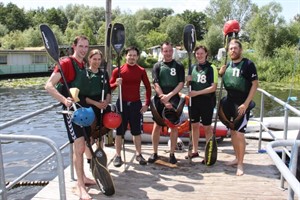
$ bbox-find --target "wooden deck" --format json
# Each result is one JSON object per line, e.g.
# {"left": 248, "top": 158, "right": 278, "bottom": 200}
{"left": 32, "top": 138, "right": 294, "bottom": 200}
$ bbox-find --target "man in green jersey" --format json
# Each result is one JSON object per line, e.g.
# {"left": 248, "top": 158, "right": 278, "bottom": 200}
{"left": 148, "top": 42, "right": 185, "bottom": 164}
{"left": 219, "top": 39, "right": 258, "bottom": 176}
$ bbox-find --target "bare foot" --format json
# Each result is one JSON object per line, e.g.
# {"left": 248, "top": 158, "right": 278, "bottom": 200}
{"left": 77, "top": 183, "right": 92, "bottom": 200}
{"left": 225, "top": 158, "right": 238, "bottom": 166}
{"left": 84, "top": 177, "right": 96, "bottom": 186}
{"left": 236, "top": 164, "right": 244, "bottom": 176}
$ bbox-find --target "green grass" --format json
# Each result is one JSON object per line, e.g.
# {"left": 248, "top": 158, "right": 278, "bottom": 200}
{"left": 0, "top": 77, "right": 48, "bottom": 89}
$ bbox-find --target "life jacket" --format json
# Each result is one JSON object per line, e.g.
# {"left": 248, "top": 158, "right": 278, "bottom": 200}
{"left": 223, "top": 59, "right": 252, "bottom": 93}
{"left": 84, "top": 68, "right": 109, "bottom": 97}
{"left": 190, "top": 63, "right": 216, "bottom": 99}
{"left": 56, "top": 57, "right": 106, "bottom": 98}
{"left": 158, "top": 61, "right": 179, "bottom": 89}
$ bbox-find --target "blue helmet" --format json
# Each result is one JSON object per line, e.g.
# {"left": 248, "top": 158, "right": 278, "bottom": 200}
{"left": 72, "top": 107, "right": 95, "bottom": 127}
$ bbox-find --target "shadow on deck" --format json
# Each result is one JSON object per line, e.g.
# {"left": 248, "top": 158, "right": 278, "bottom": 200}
{"left": 33, "top": 138, "right": 291, "bottom": 200}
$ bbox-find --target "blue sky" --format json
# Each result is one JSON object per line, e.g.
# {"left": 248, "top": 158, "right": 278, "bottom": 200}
{"left": 2, "top": 0, "right": 299, "bottom": 21}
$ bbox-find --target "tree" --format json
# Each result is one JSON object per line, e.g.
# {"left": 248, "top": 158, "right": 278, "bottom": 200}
{"left": 64, "top": 21, "right": 79, "bottom": 44}
{"left": 45, "top": 8, "right": 68, "bottom": 33}
{"left": 178, "top": 10, "right": 207, "bottom": 40}
{"left": 1, "top": 30, "right": 26, "bottom": 49}
{"left": 149, "top": 8, "right": 174, "bottom": 28}
{"left": 136, "top": 20, "right": 154, "bottom": 34}
{"left": 143, "top": 30, "right": 168, "bottom": 48}
{"left": 202, "top": 25, "right": 223, "bottom": 59}
{"left": 1, "top": 3, "right": 30, "bottom": 32}
{"left": 159, "top": 16, "right": 186, "bottom": 45}
{"left": 205, "top": 0, "right": 256, "bottom": 28}
{"left": 294, "top": 14, "right": 300, "bottom": 22}
{"left": 26, "top": 8, "right": 47, "bottom": 28}
{"left": 23, "top": 27, "right": 44, "bottom": 47}
{"left": 0, "top": 23, "right": 9, "bottom": 37}
{"left": 116, "top": 13, "right": 141, "bottom": 49}
{"left": 245, "top": 2, "right": 285, "bottom": 56}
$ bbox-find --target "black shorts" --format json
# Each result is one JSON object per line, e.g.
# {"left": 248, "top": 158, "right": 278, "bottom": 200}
{"left": 190, "top": 95, "right": 215, "bottom": 125}
{"left": 116, "top": 99, "right": 143, "bottom": 136}
{"left": 220, "top": 97, "right": 250, "bottom": 133}
{"left": 63, "top": 109, "right": 91, "bottom": 143}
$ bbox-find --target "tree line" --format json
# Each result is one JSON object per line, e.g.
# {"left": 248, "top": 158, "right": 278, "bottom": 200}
{"left": 0, "top": 0, "right": 299, "bottom": 83}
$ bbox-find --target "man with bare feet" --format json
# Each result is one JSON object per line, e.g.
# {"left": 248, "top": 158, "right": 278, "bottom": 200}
{"left": 45, "top": 35, "right": 96, "bottom": 199}
{"left": 218, "top": 39, "right": 258, "bottom": 176}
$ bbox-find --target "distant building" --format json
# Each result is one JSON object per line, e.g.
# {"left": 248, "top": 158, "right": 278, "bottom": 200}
{"left": 148, "top": 45, "right": 187, "bottom": 61}
{"left": 0, "top": 48, "right": 52, "bottom": 78}
{"left": 0, "top": 45, "right": 105, "bottom": 79}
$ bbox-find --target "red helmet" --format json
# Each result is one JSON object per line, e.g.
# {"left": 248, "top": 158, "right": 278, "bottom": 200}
{"left": 103, "top": 112, "right": 122, "bottom": 129}
{"left": 223, "top": 20, "right": 240, "bottom": 36}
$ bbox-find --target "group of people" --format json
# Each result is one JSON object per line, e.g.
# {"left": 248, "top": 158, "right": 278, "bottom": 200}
{"left": 45, "top": 34, "right": 258, "bottom": 199}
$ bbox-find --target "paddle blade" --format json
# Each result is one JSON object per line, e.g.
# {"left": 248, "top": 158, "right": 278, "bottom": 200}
{"left": 111, "top": 23, "right": 125, "bottom": 54}
{"left": 183, "top": 24, "right": 196, "bottom": 53}
{"left": 91, "top": 158, "right": 115, "bottom": 196}
{"left": 94, "top": 146, "right": 107, "bottom": 167}
{"left": 40, "top": 24, "right": 59, "bottom": 62}
{"left": 204, "top": 135, "right": 218, "bottom": 166}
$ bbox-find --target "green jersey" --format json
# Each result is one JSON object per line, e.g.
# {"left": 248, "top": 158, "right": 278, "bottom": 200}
{"left": 223, "top": 60, "right": 251, "bottom": 93}
{"left": 190, "top": 62, "right": 217, "bottom": 92}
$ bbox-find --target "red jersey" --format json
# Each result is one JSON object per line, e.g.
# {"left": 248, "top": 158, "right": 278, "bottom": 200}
{"left": 110, "top": 63, "right": 151, "bottom": 106}
{"left": 53, "top": 56, "right": 85, "bottom": 83}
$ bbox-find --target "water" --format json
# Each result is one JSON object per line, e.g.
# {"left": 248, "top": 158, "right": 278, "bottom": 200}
{"left": 0, "top": 76, "right": 299, "bottom": 199}
{"left": 0, "top": 87, "right": 70, "bottom": 199}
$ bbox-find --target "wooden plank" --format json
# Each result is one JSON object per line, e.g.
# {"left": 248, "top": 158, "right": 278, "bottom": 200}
{"left": 32, "top": 139, "right": 296, "bottom": 200}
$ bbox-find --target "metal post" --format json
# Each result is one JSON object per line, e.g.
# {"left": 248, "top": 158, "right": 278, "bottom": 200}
{"left": 0, "top": 140, "right": 8, "bottom": 199}
{"left": 69, "top": 143, "right": 75, "bottom": 181}
{"left": 281, "top": 106, "right": 290, "bottom": 188}
{"left": 105, "top": 0, "right": 112, "bottom": 75}
{"left": 258, "top": 93, "right": 264, "bottom": 151}
{"left": 104, "top": 0, "right": 114, "bottom": 147}
{"left": 289, "top": 142, "right": 299, "bottom": 200}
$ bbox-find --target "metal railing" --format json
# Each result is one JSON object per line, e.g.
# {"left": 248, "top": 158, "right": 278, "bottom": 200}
{"left": 0, "top": 102, "right": 68, "bottom": 200}
{"left": 267, "top": 140, "right": 300, "bottom": 200}
{"left": 255, "top": 88, "right": 300, "bottom": 149}
{"left": 254, "top": 88, "right": 300, "bottom": 200}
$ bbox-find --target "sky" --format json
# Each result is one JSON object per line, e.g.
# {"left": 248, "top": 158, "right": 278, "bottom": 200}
{"left": 1, "top": 0, "right": 299, "bottom": 21}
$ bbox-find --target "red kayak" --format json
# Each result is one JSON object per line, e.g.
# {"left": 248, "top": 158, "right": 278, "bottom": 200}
{"left": 142, "top": 120, "right": 228, "bottom": 138}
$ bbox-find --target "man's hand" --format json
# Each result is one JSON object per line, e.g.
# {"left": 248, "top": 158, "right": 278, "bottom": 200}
{"left": 140, "top": 105, "right": 148, "bottom": 113}
{"left": 116, "top": 78, "right": 122, "bottom": 86}
{"left": 219, "top": 65, "right": 226, "bottom": 76}
{"left": 64, "top": 97, "right": 73, "bottom": 108}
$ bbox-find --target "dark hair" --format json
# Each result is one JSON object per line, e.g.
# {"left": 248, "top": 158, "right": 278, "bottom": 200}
{"left": 73, "top": 35, "right": 89, "bottom": 46}
{"left": 229, "top": 39, "right": 242, "bottom": 49}
{"left": 125, "top": 46, "right": 140, "bottom": 56}
{"left": 194, "top": 45, "right": 208, "bottom": 59}
{"left": 88, "top": 49, "right": 103, "bottom": 59}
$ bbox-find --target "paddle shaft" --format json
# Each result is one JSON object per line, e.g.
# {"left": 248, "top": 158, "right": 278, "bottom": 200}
{"left": 98, "top": 24, "right": 112, "bottom": 141}
{"left": 111, "top": 22, "right": 126, "bottom": 170}
{"left": 213, "top": 32, "right": 237, "bottom": 134}
{"left": 187, "top": 51, "right": 193, "bottom": 164}
{"left": 183, "top": 24, "right": 196, "bottom": 163}
{"left": 117, "top": 54, "right": 126, "bottom": 170}
{"left": 205, "top": 33, "right": 234, "bottom": 166}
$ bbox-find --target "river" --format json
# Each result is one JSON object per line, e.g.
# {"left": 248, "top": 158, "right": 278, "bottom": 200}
{"left": 0, "top": 76, "right": 299, "bottom": 199}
